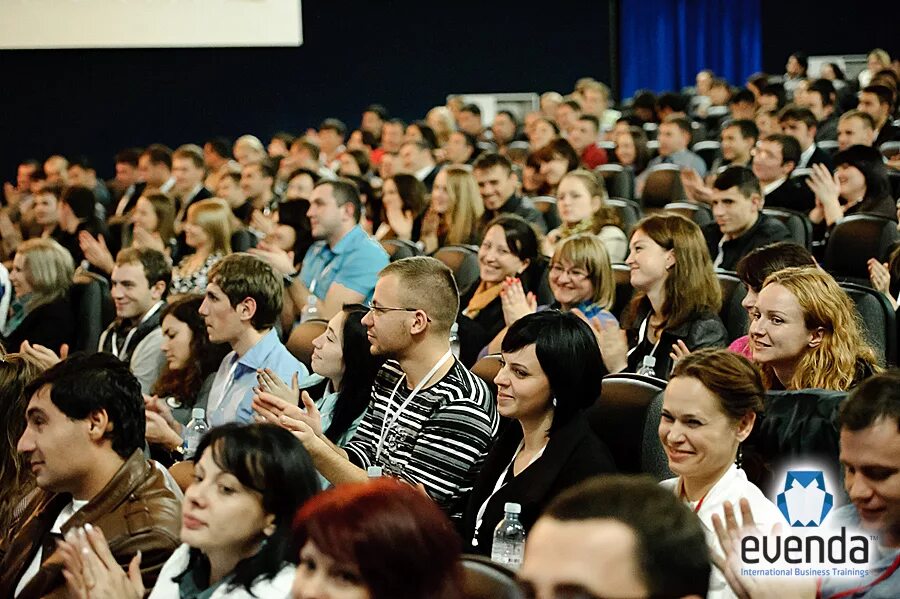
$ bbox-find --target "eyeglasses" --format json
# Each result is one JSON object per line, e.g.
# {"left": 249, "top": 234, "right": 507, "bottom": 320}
{"left": 549, "top": 263, "right": 590, "bottom": 281}
{"left": 350, "top": 302, "right": 432, "bottom": 322}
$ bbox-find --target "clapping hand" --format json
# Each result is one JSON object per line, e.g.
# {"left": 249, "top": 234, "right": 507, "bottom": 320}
{"left": 78, "top": 232, "right": 115, "bottom": 274}
{"left": 20, "top": 341, "right": 67, "bottom": 370}
{"left": 59, "top": 523, "right": 144, "bottom": 599}
{"left": 805, "top": 163, "right": 841, "bottom": 225}
{"left": 249, "top": 242, "right": 296, "bottom": 276}
{"left": 256, "top": 368, "right": 300, "bottom": 404}
{"left": 572, "top": 308, "right": 629, "bottom": 373}
{"left": 500, "top": 277, "right": 537, "bottom": 326}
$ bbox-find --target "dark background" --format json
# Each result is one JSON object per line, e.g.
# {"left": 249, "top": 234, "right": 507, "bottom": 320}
{"left": 1, "top": 0, "right": 897, "bottom": 181}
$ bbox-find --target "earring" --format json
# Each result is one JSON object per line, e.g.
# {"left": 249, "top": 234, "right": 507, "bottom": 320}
{"left": 263, "top": 524, "right": 276, "bottom": 537}
{"left": 735, "top": 444, "right": 743, "bottom": 469}
{"left": 552, "top": 396, "right": 557, "bottom": 408}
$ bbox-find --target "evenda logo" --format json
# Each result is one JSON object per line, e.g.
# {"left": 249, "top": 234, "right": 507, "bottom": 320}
{"left": 776, "top": 471, "right": 834, "bottom": 527}
{"left": 739, "top": 465, "right": 875, "bottom": 579}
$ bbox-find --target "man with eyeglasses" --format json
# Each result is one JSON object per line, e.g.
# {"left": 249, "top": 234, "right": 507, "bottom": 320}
{"left": 282, "top": 256, "right": 498, "bottom": 523}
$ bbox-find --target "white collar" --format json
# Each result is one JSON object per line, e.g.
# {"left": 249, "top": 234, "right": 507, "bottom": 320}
{"left": 798, "top": 143, "right": 816, "bottom": 168}
{"left": 414, "top": 164, "right": 435, "bottom": 181}
{"left": 763, "top": 177, "right": 787, "bottom": 195}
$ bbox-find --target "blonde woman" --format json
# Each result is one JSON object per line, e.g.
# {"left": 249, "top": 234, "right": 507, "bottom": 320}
{"left": 487, "top": 234, "right": 617, "bottom": 355}
{"left": 170, "top": 199, "right": 232, "bottom": 295}
{"left": 749, "top": 266, "right": 880, "bottom": 390}
{"left": 420, "top": 166, "right": 485, "bottom": 253}
{"left": 2, "top": 238, "right": 75, "bottom": 352}
{"left": 543, "top": 169, "right": 627, "bottom": 262}
{"left": 426, "top": 105, "right": 456, "bottom": 148}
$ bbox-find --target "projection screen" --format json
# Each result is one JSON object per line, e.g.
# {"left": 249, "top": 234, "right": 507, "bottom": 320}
{"left": 0, "top": 0, "right": 303, "bottom": 49}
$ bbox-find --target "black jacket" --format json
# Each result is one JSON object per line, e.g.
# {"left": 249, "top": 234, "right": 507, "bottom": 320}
{"left": 461, "top": 417, "right": 616, "bottom": 555}
{"left": 479, "top": 195, "right": 548, "bottom": 234}
{"left": 763, "top": 178, "right": 816, "bottom": 213}
{"left": 626, "top": 305, "right": 727, "bottom": 379}
{"left": 1, "top": 297, "right": 75, "bottom": 353}
{"left": 702, "top": 213, "right": 792, "bottom": 271}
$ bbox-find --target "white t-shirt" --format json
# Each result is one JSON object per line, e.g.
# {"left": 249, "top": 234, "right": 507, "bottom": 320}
{"left": 15, "top": 498, "right": 89, "bottom": 597}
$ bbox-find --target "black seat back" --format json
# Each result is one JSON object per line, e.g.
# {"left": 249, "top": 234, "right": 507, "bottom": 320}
{"left": 839, "top": 281, "right": 897, "bottom": 367}
{"left": 640, "top": 164, "right": 685, "bottom": 209}
{"left": 717, "top": 272, "right": 749, "bottom": 343}
{"left": 460, "top": 555, "right": 523, "bottom": 599}
{"left": 823, "top": 215, "right": 900, "bottom": 284}
{"left": 762, "top": 208, "right": 813, "bottom": 249}
{"left": 71, "top": 273, "right": 114, "bottom": 353}
{"left": 606, "top": 197, "right": 642, "bottom": 236}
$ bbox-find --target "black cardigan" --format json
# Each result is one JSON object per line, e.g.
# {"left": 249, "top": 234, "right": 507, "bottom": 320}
{"left": 461, "top": 416, "right": 616, "bottom": 555}
{"left": 1, "top": 297, "right": 75, "bottom": 353}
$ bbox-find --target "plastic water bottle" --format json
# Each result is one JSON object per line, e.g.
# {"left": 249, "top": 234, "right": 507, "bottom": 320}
{"left": 300, "top": 295, "right": 320, "bottom": 323}
{"left": 449, "top": 322, "right": 460, "bottom": 358}
{"left": 637, "top": 355, "right": 657, "bottom": 377}
{"left": 183, "top": 408, "right": 209, "bottom": 459}
{"left": 491, "top": 502, "right": 526, "bottom": 569}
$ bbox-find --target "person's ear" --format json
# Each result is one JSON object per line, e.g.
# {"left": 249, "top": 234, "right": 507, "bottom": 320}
{"left": 591, "top": 195, "right": 602, "bottom": 213}
{"left": 409, "top": 310, "right": 430, "bottom": 336}
{"left": 150, "top": 280, "right": 167, "bottom": 301}
{"left": 87, "top": 409, "right": 111, "bottom": 443}
{"left": 808, "top": 327, "right": 825, "bottom": 349}
{"left": 750, "top": 192, "right": 763, "bottom": 211}
{"left": 736, "top": 411, "right": 756, "bottom": 443}
{"left": 517, "top": 258, "right": 531, "bottom": 274}
{"left": 664, "top": 249, "right": 676, "bottom": 270}
{"left": 262, "top": 514, "right": 276, "bottom": 538}
{"left": 237, "top": 297, "right": 258, "bottom": 323}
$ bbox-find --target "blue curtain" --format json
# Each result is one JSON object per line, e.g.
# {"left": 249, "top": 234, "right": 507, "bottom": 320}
{"left": 619, "top": 0, "right": 762, "bottom": 99}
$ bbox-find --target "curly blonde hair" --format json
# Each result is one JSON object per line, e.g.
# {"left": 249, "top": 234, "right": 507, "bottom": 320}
{"left": 757, "top": 267, "right": 880, "bottom": 390}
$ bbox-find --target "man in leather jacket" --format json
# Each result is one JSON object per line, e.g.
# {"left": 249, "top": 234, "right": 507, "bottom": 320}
{"left": 0, "top": 353, "right": 181, "bottom": 598}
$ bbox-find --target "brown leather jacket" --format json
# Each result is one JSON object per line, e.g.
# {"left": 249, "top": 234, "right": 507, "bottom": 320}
{"left": 0, "top": 449, "right": 181, "bottom": 599}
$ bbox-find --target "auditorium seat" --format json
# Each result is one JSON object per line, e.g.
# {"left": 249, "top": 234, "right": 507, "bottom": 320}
{"left": 586, "top": 373, "right": 671, "bottom": 479}
{"left": 531, "top": 196, "right": 557, "bottom": 215}
{"left": 839, "top": 281, "right": 897, "bottom": 367}
{"left": 231, "top": 228, "right": 258, "bottom": 252}
{"left": 71, "top": 271, "right": 114, "bottom": 353}
{"left": 460, "top": 555, "right": 522, "bottom": 599}
{"left": 818, "top": 140, "right": 839, "bottom": 156}
{"left": 285, "top": 319, "right": 328, "bottom": 370}
{"left": 717, "top": 271, "right": 748, "bottom": 343}
{"left": 595, "top": 164, "right": 636, "bottom": 201}
{"left": 433, "top": 245, "right": 480, "bottom": 293}
{"left": 762, "top": 207, "right": 813, "bottom": 249}
{"left": 642, "top": 122, "right": 658, "bottom": 141}
{"left": 606, "top": 197, "right": 642, "bottom": 235}
{"left": 640, "top": 164, "right": 685, "bottom": 209}
{"left": 823, "top": 215, "right": 900, "bottom": 285}
{"left": 691, "top": 140, "right": 721, "bottom": 171}
{"left": 663, "top": 201, "right": 712, "bottom": 226}
{"left": 611, "top": 263, "right": 632, "bottom": 318}
{"left": 381, "top": 239, "right": 423, "bottom": 262}
{"left": 880, "top": 141, "right": 900, "bottom": 160}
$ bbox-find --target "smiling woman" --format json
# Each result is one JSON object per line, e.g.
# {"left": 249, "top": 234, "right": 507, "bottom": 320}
{"left": 658, "top": 349, "right": 782, "bottom": 599}
{"left": 60, "top": 423, "right": 319, "bottom": 599}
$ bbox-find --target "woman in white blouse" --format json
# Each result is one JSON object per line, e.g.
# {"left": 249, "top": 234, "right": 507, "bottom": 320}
{"left": 659, "top": 348, "right": 782, "bottom": 599}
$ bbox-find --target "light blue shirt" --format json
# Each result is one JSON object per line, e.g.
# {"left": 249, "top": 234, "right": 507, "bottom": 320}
{"left": 206, "top": 328, "right": 309, "bottom": 427}
{"left": 300, "top": 225, "right": 388, "bottom": 303}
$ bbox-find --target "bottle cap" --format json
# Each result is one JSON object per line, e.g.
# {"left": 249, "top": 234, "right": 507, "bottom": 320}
{"left": 504, "top": 502, "right": 521, "bottom": 514}
{"left": 191, "top": 408, "right": 206, "bottom": 420}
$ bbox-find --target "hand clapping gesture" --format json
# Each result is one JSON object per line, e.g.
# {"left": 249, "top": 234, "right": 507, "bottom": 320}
{"left": 59, "top": 523, "right": 144, "bottom": 599}
{"left": 805, "top": 163, "right": 842, "bottom": 226}
{"left": 500, "top": 277, "right": 537, "bottom": 327}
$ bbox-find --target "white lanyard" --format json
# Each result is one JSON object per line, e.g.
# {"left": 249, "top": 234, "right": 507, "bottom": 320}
{"left": 110, "top": 301, "right": 164, "bottom": 359}
{"left": 627, "top": 314, "right": 662, "bottom": 359}
{"left": 375, "top": 350, "right": 453, "bottom": 463}
{"left": 471, "top": 440, "right": 546, "bottom": 546}
{"left": 309, "top": 250, "right": 339, "bottom": 296}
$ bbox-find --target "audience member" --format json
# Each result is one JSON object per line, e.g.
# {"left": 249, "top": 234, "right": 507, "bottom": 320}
{"left": 528, "top": 117, "right": 559, "bottom": 152}
{"left": 613, "top": 125, "right": 652, "bottom": 176}
{"left": 660, "top": 348, "right": 781, "bottom": 599}
{"left": 318, "top": 118, "right": 347, "bottom": 172}
{"left": 837, "top": 110, "right": 877, "bottom": 151}
{"left": 463, "top": 311, "right": 616, "bottom": 554}
{"left": 202, "top": 137, "right": 233, "bottom": 191}
{"left": 491, "top": 110, "right": 523, "bottom": 154}
{"left": 3, "top": 238, "right": 74, "bottom": 353}
{"left": 419, "top": 165, "right": 484, "bottom": 254}
{"left": 859, "top": 48, "right": 892, "bottom": 88}
{"left": 459, "top": 215, "right": 548, "bottom": 366}
{"left": 171, "top": 144, "right": 213, "bottom": 213}
{"left": 398, "top": 140, "right": 439, "bottom": 192}
{"left": 554, "top": 99, "right": 581, "bottom": 136}
{"left": 594, "top": 214, "right": 726, "bottom": 379}
{"left": 53, "top": 185, "right": 109, "bottom": 265}
{"left": 43, "top": 155, "right": 69, "bottom": 189}
{"left": 859, "top": 85, "right": 900, "bottom": 148}
{"left": 544, "top": 169, "right": 626, "bottom": 262}
{"left": 374, "top": 173, "right": 428, "bottom": 242}
{"left": 535, "top": 138, "right": 580, "bottom": 197}
{"left": 445, "top": 130, "right": 477, "bottom": 165}
{"left": 749, "top": 266, "right": 879, "bottom": 390}
{"left": 263, "top": 179, "right": 387, "bottom": 322}
{"left": 233, "top": 135, "right": 266, "bottom": 167}
{"left": 778, "top": 105, "right": 834, "bottom": 170}
{"left": 143, "top": 295, "right": 230, "bottom": 463}
{"left": 291, "top": 478, "right": 464, "bottom": 598}
{"left": 0, "top": 353, "right": 181, "bottom": 596}
{"left": 474, "top": 153, "right": 547, "bottom": 233}
{"left": 67, "top": 156, "right": 111, "bottom": 213}
{"left": 636, "top": 116, "right": 707, "bottom": 195}
{"left": 136, "top": 144, "right": 175, "bottom": 201}
{"left": 730, "top": 242, "right": 816, "bottom": 357}
{"left": 404, "top": 120, "right": 439, "bottom": 151}
{"left": 700, "top": 167, "right": 791, "bottom": 270}
{"left": 458, "top": 103, "right": 489, "bottom": 141}
{"left": 711, "top": 119, "right": 758, "bottom": 174}
{"left": 171, "top": 199, "right": 232, "bottom": 295}
{"left": 99, "top": 247, "right": 170, "bottom": 393}
{"left": 567, "top": 114, "right": 608, "bottom": 169}
{"left": 488, "top": 233, "right": 618, "bottom": 355}
{"left": 803, "top": 79, "right": 839, "bottom": 142}
{"left": 109, "top": 149, "right": 142, "bottom": 216}
{"left": 754, "top": 108, "right": 781, "bottom": 140}
{"left": 255, "top": 306, "right": 384, "bottom": 455}
{"left": 426, "top": 106, "right": 455, "bottom": 148}
{"left": 279, "top": 257, "right": 498, "bottom": 520}
{"left": 0, "top": 351, "right": 42, "bottom": 533}
{"left": 239, "top": 160, "right": 279, "bottom": 215}
{"left": 519, "top": 475, "right": 710, "bottom": 599}
{"left": 201, "top": 253, "right": 308, "bottom": 426}
{"left": 751, "top": 134, "right": 810, "bottom": 211}
{"left": 61, "top": 423, "right": 319, "bottom": 598}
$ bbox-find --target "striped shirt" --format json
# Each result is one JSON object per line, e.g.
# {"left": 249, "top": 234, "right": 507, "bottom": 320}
{"left": 344, "top": 359, "right": 498, "bottom": 519}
